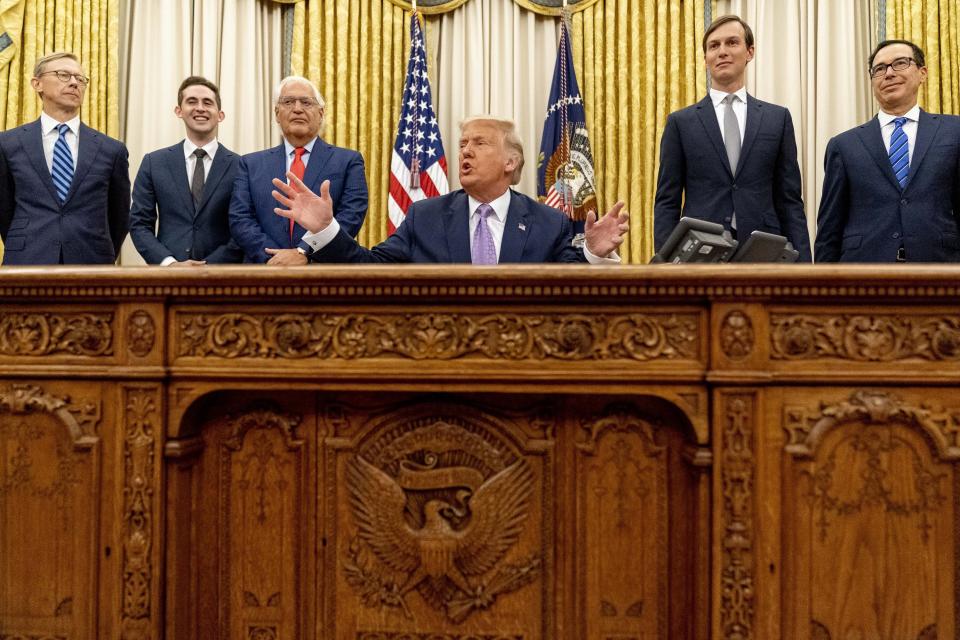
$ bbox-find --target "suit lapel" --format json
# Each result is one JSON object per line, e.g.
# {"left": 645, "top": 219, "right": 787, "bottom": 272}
{"left": 197, "top": 145, "right": 234, "bottom": 214}
{"left": 737, "top": 95, "right": 764, "bottom": 175}
{"left": 165, "top": 143, "right": 195, "bottom": 215}
{"left": 906, "top": 110, "right": 939, "bottom": 191}
{"left": 303, "top": 138, "right": 332, "bottom": 190}
{"left": 20, "top": 120, "right": 61, "bottom": 204}
{"left": 499, "top": 190, "right": 530, "bottom": 263}
{"left": 66, "top": 124, "right": 102, "bottom": 205}
{"left": 269, "top": 144, "right": 291, "bottom": 241}
{"left": 855, "top": 117, "right": 902, "bottom": 191}
{"left": 443, "top": 191, "right": 472, "bottom": 263}
{"left": 695, "top": 95, "right": 733, "bottom": 177}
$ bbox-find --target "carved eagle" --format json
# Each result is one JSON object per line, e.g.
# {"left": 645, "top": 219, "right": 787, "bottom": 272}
{"left": 346, "top": 454, "right": 534, "bottom": 598}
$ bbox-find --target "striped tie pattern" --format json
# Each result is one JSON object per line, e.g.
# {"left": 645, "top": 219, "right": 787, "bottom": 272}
{"left": 888, "top": 116, "right": 910, "bottom": 189}
{"left": 51, "top": 123, "right": 74, "bottom": 204}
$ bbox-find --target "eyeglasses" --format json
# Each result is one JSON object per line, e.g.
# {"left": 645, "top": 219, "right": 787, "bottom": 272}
{"left": 869, "top": 57, "right": 916, "bottom": 79}
{"left": 37, "top": 70, "right": 90, "bottom": 86}
{"left": 277, "top": 96, "right": 320, "bottom": 109}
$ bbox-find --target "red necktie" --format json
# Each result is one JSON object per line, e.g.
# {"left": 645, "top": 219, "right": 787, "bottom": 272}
{"left": 289, "top": 147, "right": 306, "bottom": 242}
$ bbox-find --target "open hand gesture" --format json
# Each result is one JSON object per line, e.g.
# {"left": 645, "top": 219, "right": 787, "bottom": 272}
{"left": 272, "top": 172, "right": 333, "bottom": 234}
{"left": 584, "top": 201, "right": 629, "bottom": 257}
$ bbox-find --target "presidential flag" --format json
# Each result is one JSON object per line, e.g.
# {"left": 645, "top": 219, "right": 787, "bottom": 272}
{"left": 388, "top": 11, "right": 448, "bottom": 234}
{"left": 537, "top": 19, "right": 598, "bottom": 229}
{"left": 0, "top": 0, "right": 26, "bottom": 70}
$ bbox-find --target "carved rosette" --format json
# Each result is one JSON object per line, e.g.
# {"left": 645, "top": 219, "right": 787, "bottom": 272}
{"left": 720, "top": 394, "right": 755, "bottom": 640}
{"left": 127, "top": 311, "right": 156, "bottom": 357}
{"left": 121, "top": 387, "right": 160, "bottom": 640}
{"left": 0, "top": 312, "right": 113, "bottom": 356}
{"left": 720, "top": 311, "right": 754, "bottom": 359}
{"left": 177, "top": 311, "right": 698, "bottom": 362}
{"left": 771, "top": 314, "right": 960, "bottom": 361}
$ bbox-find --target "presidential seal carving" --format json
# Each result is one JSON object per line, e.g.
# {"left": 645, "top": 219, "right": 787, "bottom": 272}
{"left": 344, "top": 418, "right": 539, "bottom": 623}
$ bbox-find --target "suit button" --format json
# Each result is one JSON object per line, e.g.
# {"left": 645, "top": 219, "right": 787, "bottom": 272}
{"left": 732, "top": 184, "right": 738, "bottom": 190}
{"left": 892, "top": 232, "right": 901, "bottom": 239}
{"left": 900, "top": 199, "right": 908, "bottom": 205}
{"left": 724, "top": 216, "right": 732, "bottom": 222}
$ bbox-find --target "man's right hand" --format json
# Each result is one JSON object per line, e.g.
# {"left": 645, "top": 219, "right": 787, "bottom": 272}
{"left": 272, "top": 173, "right": 333, "bottom": 233}
{"left": 171, "top": 259, "right": 206, "bottom": 266}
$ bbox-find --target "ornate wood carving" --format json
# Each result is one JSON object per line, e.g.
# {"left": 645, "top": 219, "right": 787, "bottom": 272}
{"left": 810, "top": 619, "right": 831, "bottom": 639}
{"left": 0, "top": 311, "right": 113, "bottom": 356}
{"left": 127, "top": 310, "right": 156, "bottom": 357}
{"left": 771, "top": 314, "right": 960, "bottom": 361}
{"left": 0, "top": 635, "right": 68, "bottom": 640}
{"left": 719, "top": 394, "right": 755, "bottom": 640}
{"left": 344, "top": 415, "right": 540, "bottom": 624}
{"left": 355, "top": 634, "right": 523, "bottom": 640}
{"left": 720, "top": 311, "right": 754, "bottom": 359}
{"left": 177, "top": 311, "right": 698, "bottom": 362}
{"left": 121, "top": 386, "right": 160, "bottom": 640}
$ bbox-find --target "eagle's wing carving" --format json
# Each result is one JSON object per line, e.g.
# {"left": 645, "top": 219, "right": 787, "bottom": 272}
{"left": 455, "top": 458, "right": 534, "bottom": 577}
{"left": 347, "top": 455, "right": 420, "bottom": 574}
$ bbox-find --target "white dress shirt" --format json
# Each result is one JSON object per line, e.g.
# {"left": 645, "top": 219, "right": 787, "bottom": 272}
{"left": 160, "top": 138, "right": 221, "bottom": 265}
{"left": 878, "top": 104, "right": 920, "bottom": 164}
{"left": 710, "top": 86, "right": 747, "bottom": 144}
{"left": 39, "top": 111, "right": 80, "bottom": 173}
{"left": 283, "top": 136, "right": 318, "bottom": 172}
{"left": 301, "top": 187, "right": 619, "bottom": 263}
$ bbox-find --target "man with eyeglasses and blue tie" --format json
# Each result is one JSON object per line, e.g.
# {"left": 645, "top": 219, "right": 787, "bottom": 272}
{"left": 0, "top": 52, "right": 130, "bottom": 265}
{"left": 816, "top": 40, "right": 960, "bottom": 262}
{"left": 229, "top": 75, "right": 368, "bottom": 264}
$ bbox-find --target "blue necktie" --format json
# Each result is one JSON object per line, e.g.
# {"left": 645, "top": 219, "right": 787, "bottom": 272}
{"left": 889, "top": 116, "right": 910, "bottom": 189}
{"left": 51, "top": 123, "right": 74, "bottom": 204}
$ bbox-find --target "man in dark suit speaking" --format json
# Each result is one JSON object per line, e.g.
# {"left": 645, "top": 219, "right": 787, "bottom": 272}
{"left": 0, "top": 52, "right": 129, "bottom": 265}
{"left": 653, "top": 15, "right": 811, "bottom": 262}
{"left": 815, "top": 39, "right": 960, "bottom": 262}
{"left": 269, "top": 116, "right": 628, "bottom": 264}
{"left": 129, "top": 76, "right": 243, "bottom": 265}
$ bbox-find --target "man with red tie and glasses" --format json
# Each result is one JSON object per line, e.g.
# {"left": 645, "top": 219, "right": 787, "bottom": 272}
{"left": 228, "top": 75, "right": 368, "bottom": 264}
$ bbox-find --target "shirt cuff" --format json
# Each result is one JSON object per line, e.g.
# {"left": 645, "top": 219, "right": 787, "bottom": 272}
{"left": 160, "top": 256, "right": 177, "bottom": 266}
{"left": 584, "top": 245, "right": 622, "bottom": 264}
{"left": 301, "top": 218, "right": 341, "bottom": 253}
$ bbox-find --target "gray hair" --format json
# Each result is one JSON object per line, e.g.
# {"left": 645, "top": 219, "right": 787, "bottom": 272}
{"left": 273, "top": 75, "right": 325, "bottom": 108}
{"left": 459, "top": 115, "right": 525, "bottom": 185}
{"left": 34, "top": 52, "right": 80, "bottom": 78}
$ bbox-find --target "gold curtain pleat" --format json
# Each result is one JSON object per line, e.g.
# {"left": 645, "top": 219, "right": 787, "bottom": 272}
{"left": 570, "top": 0, "right": 706, "bottom": 262}
{"left": 887, "top": 0, "right": 960, "bottom": 114}
{"left": 0, "top": 0, "right": 119, "bottom": 262}
{"left": 291, "top": 0, "right": 409, "bottom": 249}
{"left": 292, "top": 0, "right": 709, "bottom": 262}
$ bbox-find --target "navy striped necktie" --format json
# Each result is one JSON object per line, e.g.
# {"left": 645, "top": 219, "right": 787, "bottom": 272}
{"left": 888, "top": 116, "right": 910, "bottom": 189}
{"left": 51, "top": 123, "right": 75, "bottom": 203}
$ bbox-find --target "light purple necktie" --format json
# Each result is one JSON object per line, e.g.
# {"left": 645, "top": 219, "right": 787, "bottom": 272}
{"left": 471, "top": 203, "right": 498, "bottom": 265}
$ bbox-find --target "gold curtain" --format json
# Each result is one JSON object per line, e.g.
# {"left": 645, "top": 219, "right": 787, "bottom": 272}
{"left": 291, "top": 0, "right": 709, "bottom": 262}
{"left": 886, "top": 0, "right": 960, "bottom": 114}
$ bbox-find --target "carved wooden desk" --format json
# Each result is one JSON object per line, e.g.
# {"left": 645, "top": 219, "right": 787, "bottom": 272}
{"left": 0, "top": 265, "right": 957, "bottom": 640}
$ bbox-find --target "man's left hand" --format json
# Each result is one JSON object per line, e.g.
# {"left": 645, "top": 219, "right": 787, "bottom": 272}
{"left": 584, "top": 201, "right": 629, "bottom": 257}
{"left": 265, "top": 248, "right": 309, "bottom": 265}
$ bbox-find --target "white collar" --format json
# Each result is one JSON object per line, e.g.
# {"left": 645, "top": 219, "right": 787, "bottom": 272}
{"left": 283, "top": 136, "right": 318, "bottom": 157}
{"left": 183, "top": 138, "right": 219, "bottom": 160}
{"left": 40, "top": 111, "right": 80, "bottom": 135}
{"left": 878, "top": 104, "right": 921, "bottom": 126}
{"left": 468, "top": 188, "right": 511, "bottom": 222}
{"left": 710, "top": 86, "right": 748, "bottom": 107}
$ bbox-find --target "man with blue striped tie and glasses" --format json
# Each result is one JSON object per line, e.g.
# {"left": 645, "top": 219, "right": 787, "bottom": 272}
{"left": 816, "top": 40, "right": 960, "bottom": 262}
{"left": 0, "top": 52, "right": 130, "bottom": 265}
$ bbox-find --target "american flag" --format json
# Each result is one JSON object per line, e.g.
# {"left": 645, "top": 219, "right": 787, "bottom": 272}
{"left": 388, "top": 11, "right": 448, "bottom": 234}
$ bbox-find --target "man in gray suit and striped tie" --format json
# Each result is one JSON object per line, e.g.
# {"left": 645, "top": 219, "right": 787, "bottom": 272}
{"left": 0, "top": 52, "right": 130, "bottom": 265}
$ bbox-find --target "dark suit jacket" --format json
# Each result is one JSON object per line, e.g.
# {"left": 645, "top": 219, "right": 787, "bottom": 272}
{"left": 229, "top": 138, "right": 368, "bottom": 263}
{"left": 815, "top": 111, "right": 960, "bottom": 262}
{"left": 129, "top": 142, "right": 243, "bottom": 264}
{"left": 313, "top": 189, "right": 585, "bottom": 263}
{"left": 654, "top": 94, "right": 811, "bottom": 262}
{"left": 0, "top": 119, "right": 129, "bottom": 265}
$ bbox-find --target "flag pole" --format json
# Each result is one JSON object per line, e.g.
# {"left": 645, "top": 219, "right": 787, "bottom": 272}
{"left": 559, "top": 0, "right": 572, "bottom": 219}
{"left": 409, "top": 0, "right": 421, "bottom": 189}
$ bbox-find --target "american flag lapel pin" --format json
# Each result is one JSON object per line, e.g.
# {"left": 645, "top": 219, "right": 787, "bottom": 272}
{"left": 518, "top": 223, "right": 526, "bottom": 231}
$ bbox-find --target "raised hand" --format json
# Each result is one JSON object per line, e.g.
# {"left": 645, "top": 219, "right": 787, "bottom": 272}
{"left": 584, "top": 201, "right": 629, "bottom": 257}
{"left": 272, "top": 172, "right": 333, "bottom": 233}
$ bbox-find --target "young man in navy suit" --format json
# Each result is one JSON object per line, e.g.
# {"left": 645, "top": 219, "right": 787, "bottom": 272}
{"left": 0, "top": 52, "right": 130, "bottom": 265}
{"left": 269, "top": 116, "right": 628, "bottom": 264}
{"left": 229, "top": 75, "right": 368, "bottom": 265}
{"left": 653, "top": 15, "right": 811, "bottom": 262}
{"left": 129, "top": 76, "right": 243, "bottom": 265}
{"left": 815, "top": 40, "right": 960, "bottom": 262}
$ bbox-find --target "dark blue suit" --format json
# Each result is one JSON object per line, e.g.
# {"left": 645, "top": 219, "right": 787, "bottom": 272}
{"left": 0, "top": 119, "right": 129, "bottom": 265}
{"left": 313, "top": 189, "right": 584, "bottom": 263}
{"left": 815, "top": 111, "right": 960, "bottom": 262}
{"left": 654, "top": 94, "right": 811, "bottom": 262}
{"left": 129, "top": 142, "right": 243, "bottom": 264}
{"left": 229, "top": 138, "right": 367, "bottom": 262}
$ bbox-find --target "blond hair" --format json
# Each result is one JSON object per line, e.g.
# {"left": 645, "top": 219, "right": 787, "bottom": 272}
{"left": 460, "top": 116, "right": 525, "bottom": 185}
{"left": 34, "top": 52, "right": 80, "bottom": 78}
